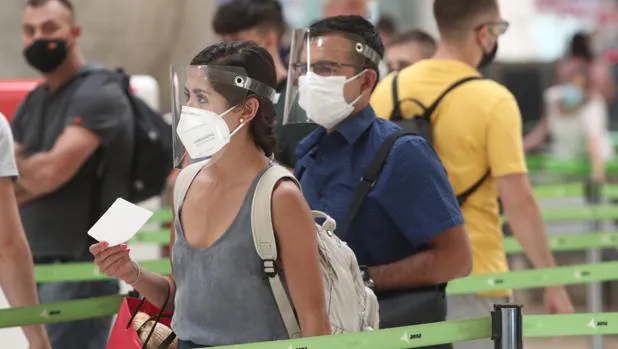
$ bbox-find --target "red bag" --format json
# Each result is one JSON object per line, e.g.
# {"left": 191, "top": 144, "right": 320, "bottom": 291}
{"left": 107, "top": 291, "right": 176, "bottom": 349}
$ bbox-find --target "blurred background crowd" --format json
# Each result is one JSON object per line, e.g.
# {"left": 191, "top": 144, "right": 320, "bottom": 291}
{"left": 1, "top": 0, "right": 617, "bottom": 130}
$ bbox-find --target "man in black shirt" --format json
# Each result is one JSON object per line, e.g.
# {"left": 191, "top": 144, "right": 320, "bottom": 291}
{"left": 12, "top": 1, "right": 133, "bottom": 348}
{"left": 213, "top": 0, "right": 317, "bottom": 168}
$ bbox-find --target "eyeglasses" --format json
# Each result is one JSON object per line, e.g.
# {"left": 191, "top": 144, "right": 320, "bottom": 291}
{"left": 475, "top": 20, "right": 510, "bottom": 37}
{"left": 291, "top": 60, "right": 360, "bottom": 77}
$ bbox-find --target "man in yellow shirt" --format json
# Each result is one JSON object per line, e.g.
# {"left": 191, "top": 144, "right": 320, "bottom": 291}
{"left": 371, "top": 0, "right": 574, "bottom": 347}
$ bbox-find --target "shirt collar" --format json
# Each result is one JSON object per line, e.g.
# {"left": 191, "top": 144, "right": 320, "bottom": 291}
{"left": 296, "top": 106, "right": 376, "bottom": 160}
{"left": 296, "top": 126, "right": 326, "bottom": 161}
{"left": 335, "top": 106, "right": 376, "bottom": 144}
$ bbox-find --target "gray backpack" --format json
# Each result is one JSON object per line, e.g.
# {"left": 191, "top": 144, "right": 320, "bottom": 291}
{"left": 173, "top": 162, "right": 380, "bottom": 338}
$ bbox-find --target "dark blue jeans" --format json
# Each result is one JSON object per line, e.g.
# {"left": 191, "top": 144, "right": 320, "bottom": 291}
{"left": 37, "top": 280, "right": 119, "bottom": 349}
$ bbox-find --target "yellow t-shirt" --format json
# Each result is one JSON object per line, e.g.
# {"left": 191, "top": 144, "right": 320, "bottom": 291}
{"left": 371, "top": 59, "right": 528, "bottom": 297}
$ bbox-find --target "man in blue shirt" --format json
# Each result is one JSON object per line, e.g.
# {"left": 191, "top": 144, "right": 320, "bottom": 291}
{"left": 283, "top": 15, "right": 472, "bottom": 343}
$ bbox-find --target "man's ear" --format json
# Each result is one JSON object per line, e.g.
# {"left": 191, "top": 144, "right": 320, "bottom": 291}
{"left": 476, "top": 24, "right": 491, "bottom": 51}
{"left": 362, "top": 69, "right": 378, "bottom": 92}
{"left": 71, "top": 25, "right": 82, "bottom": 39}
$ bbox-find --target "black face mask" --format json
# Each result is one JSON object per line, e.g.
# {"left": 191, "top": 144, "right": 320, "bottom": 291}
{"left": 478, "top": 42, "right": 498, "bottom": 70}
{"left": 23, "top": 39, "right": 69, "bottom": 74}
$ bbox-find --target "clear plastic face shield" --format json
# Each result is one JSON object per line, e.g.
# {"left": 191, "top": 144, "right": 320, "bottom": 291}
{"left": 170, "top": 64, "right": 279, "bottom": 168}
{"left": 282, "top": 28, "right": 382, "bottom": 130}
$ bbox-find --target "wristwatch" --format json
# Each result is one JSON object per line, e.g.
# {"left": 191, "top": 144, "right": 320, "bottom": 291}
{"left": 359, "top": 265, "right": 375, "bottom": 291}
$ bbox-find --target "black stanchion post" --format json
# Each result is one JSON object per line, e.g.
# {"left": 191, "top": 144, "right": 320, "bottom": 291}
{"left": 491, "top": 304, "right": 523, "bottom": 349}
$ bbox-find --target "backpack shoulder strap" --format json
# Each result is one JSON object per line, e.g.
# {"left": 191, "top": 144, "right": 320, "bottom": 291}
{"left": 390, "top": 72, "right": 426, "bottom": 121}
{"left": 457, "top": 170, "right": 491, "bottom": 206}
{"left": 390, "top": 73, "right": 402, "bottom": 121}
{"left": 172, "top": 161, "right": 208, "bottom": 215}
{"left": 250, "top": 165, "right": 302, "bottom": 339}
{"left": 338, "top": 130, "right": 414, "bottom": 239}
{"left": 422, "top": 76, "right": 485, "bottom": 121}
{"left": 419, "top": 76, "right": 488, "bottom": 206}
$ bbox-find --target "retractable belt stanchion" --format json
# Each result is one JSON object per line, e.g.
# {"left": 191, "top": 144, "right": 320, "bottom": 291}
{"left": 585, "top": 181, "right": 604, "bottom": 349}
{"left": 491, "top": 305, "right": 523, "bottom": 349}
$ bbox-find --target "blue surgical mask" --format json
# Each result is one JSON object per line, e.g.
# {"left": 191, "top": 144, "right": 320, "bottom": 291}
{"left": 560, "top": 84, "right": 586, "bottom": 109}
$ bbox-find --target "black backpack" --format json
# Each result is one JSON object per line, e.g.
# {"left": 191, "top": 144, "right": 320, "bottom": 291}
{"left": 112, "top": 68, "right": 174, "bottom": 203}
{"left": 390, "top": 72, "right": 490, "bottom": 206}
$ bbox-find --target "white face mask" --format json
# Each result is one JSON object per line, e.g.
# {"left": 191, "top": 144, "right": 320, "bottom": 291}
{"left": 298, "top": 70, "right": 365, "bottom": 129}
{"left": 176, "top": 105, "right": 244, "bottom": 160}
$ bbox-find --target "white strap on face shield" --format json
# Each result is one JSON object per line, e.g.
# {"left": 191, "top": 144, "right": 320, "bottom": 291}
{"left": 233, "top": 75, "right": 279, "bottom": 104}
{"left": 353, "top": 42, "right": 381, "bottom": 68}
{"left": 272, "top": 93, "right": 281, "bottom": 104}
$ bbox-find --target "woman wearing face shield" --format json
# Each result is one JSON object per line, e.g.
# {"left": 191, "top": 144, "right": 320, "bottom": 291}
{"left": 89, "top": 41, "right": 331, "bottom": 348}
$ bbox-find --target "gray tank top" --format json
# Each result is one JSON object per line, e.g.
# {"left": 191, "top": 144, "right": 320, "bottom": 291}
{"left": 171, "top": 166, "right": 289, "bottom": 346}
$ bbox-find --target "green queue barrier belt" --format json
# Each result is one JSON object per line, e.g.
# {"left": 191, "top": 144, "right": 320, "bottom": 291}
{"left": 147, "top": 203, "right": 618, "bottom": 228}
{"left": 525, "top": 156, "right": 618, "bottom": 175}
{"left": 539, "top": 205, "right": 618, "bottom": 222}
{"left": 0, "top": 294, "right": 123, "bottom": 329}
{"left": 503, "top": 231, "right": 618, "bottom": 254}
{"left": 34, "top": 259, "right": 618, "bottom": 296}
{"left": 215, "top": 318, "right": 495, "bottom": 349}
{"left": 533, "top": 183, "right": 618, "bottom": 199}
{"left": 151, "top": 209, "right": 173, "bottom": 225}
{"left": 131, "top": 229, "right": 618, "bottom": 253}
{"left": 134, "top": 228, "right": 171, "bottom": 244}
{"left": 446, "top": 261, "right": 618, "bottom": 295}
{"left": 213, "top": 313, "right": 618, "bottom": 349}
{"left": 34, "top": 259, "right": 171, "bottom": 283}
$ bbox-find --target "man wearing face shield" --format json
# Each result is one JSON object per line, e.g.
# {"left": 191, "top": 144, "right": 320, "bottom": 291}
{"left": 371, "top": 1, "right": 574, "bottom": 347}
{"left": 10, "top": 1, "right": 133, "bottom": 348}
{"left": 285, "top": 16, "right": 472, "bottom": 347}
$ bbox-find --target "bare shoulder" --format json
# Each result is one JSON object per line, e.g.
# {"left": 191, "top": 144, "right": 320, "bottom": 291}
{"left": 271, "top": 177, "right": 314, "bottom": 225}
{"left": 272, "top": 178, "right": 304, "bottom": 207}
{"left": 270, "top": 177, "right": 316, "bottom": 242}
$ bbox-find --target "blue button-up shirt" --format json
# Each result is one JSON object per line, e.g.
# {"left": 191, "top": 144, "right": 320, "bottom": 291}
{"left": 295, "top": 107, "right": 464, "bottom": 267}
